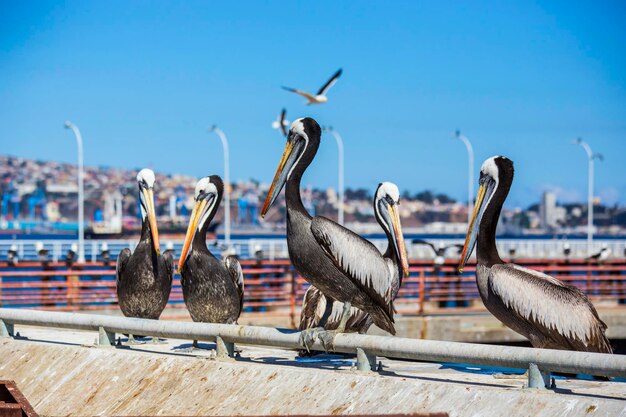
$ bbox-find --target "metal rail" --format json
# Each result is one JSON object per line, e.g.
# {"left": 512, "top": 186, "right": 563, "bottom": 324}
{"left": 1, "top": 239, "right": 625, "bottom": 262}
{"left": 0, "top": 308, "right": 625, "bottom": 387}
{"left": 2, "top": 260, "right": 626, "bottom": 321}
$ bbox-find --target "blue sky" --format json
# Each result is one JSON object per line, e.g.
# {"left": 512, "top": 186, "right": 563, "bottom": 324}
{"left": 1, "top": 1, "right": 625, "bottom": 207}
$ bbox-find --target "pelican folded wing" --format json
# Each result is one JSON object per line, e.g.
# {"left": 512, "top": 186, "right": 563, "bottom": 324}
{"left": 311, "top": 216, "right": 394, "bottom": 316}
{"left": 488, "top": 263, "right": 611, "bottom": 352}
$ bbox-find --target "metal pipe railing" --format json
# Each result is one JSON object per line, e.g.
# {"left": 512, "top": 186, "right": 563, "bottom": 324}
{"left": 1, "top": 239, "right": 625, "bottom": 262}
{"left": 0, "top": 308, "right": 624, "bottom": 379}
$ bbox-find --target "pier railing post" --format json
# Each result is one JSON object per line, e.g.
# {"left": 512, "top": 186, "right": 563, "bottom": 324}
{"left": 0, "top": 319, "right": 14, "bottom": 337}
{"left": 98, "top": 326, "right": 115, "bottom": 347}
{"left": 356, "top": 347, "right": 377, "bottom": 372}
{"left": 216, "top": 336, "right": 235, "bottom": 358}
{"left": 527, "top": 362, "right": 551, "bottom": 389}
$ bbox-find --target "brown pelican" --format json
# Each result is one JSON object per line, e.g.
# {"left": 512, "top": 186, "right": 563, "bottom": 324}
{"left": 178, "top": 175, "right": 244, "bottom": 332}
{"left": 262, "top": 118, "right": 408, "bottom": 350}
{"left": 459, "top": 156, "right": 611, "bottom": 353}
{"left": 282, "top": 69, "right": 342, "bottom": 105}
{"left": 298, "top": 182, "right": 409, "bottom": 348}
{"left": 116, "top": 169, "right": 173, "bottom": 343}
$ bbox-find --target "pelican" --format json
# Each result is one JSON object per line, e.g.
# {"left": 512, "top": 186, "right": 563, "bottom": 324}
{"left": 459, "top": 156, "right": 611, "bottom": 353}
{"left": 116, "top": 169, "right": 173, "bottom": 343}
{"left": 262, "top": 118, "right": 409, "bottom": 350}
{"left": 178, "top": 175, "right": 244, "bottom": 333}
{"left": 298, "top": 182, "right": 408, "bottom": 345}
{"left": 271, "top": 108, "right": 289, "bottom": 137}
{"left": 282, "top": 68, "right": 342, "bottom": 105}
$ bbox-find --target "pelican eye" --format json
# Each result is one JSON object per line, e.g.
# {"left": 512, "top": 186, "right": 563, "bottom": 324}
{"left": 385, "top": 196, "right": 395, "bottom": 206}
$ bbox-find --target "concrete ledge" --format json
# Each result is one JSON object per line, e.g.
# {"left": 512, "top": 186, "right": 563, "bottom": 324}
{"left": 1, "top": 327, "right": 625, "bottom": 416}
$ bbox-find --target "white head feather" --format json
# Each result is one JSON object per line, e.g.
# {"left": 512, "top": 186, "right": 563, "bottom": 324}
{"left": 481, "top": 157, "right": 501, "bottom": 180}
{"left": 284, "top": 118, "right": 310, "bottom": 181}
{"left": 195, "top": 177, "right": 218, "bottom": 200}
{"left": 290, "top": 118, "right": 308, "bottom": 140}
{"left": 137, "top": 168, "right": 156, "bottom": 188}
{"left": 195, "top": 176, "right": 220, "bottom": 232}
{"left": 376, "top": 182, "right": 400, "bottom": 203}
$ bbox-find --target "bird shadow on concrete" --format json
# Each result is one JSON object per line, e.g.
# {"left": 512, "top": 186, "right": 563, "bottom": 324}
{"left": 551, "top": 386, "right": 626, "bottom": 402}
{"left": 438, "top": 362, "right": 526, "bottom": 376}
{"left": 239, "top": 352, "right": 357, "bottom": 371}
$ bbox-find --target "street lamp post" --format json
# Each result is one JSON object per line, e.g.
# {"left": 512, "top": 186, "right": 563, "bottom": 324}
{"left": 64, "top": 121, "right": 85, "bottom": 262}
{"left": 322, "top": 127, "right": 345, "bottom": 225}
{"left": 454, "top": 130, "right": 475, "bottom": 226}
{"left": 208, "top": 126, "right": 231, "bottom": 246}
{"left": 573, "top": 138, "right": 603, "bottom": 255}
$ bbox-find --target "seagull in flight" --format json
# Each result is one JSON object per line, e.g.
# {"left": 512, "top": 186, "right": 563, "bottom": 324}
{"left": 282, "top": 68, "right": 342, "bottom": 105}
{"left": 271, "top": 108, "right": 290, "bottom": 137}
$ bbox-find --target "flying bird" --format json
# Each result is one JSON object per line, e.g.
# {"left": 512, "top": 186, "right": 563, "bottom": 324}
{"left": 282, "top": 69, "right": 342, "bottom": 105}
{"left": 262, "top": 118, "right": 408, "bottom": 352}
{"left": 271, "top": 108, "right": 290, "bottom": 137}
{"left": 178, "top": 175, "right": 244, "bottom": 348}
{"left": 412, "top": 239, "right": 463, "bottom": 265}
{"left": 459, "top": 156, "right": 611, "bottom": 353}
{"left": 298, "top": 182, "right": 408, "bottom": 355}
{"left": 116, "top": 169, "right": 174, "bottom": 343}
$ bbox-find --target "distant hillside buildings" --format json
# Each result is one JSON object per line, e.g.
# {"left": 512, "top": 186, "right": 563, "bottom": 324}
{"left": 1, "top": 155, "right": 625, "bottom": 236}
{"left": 539, "top": 191, "right": 566, "bottom": 231}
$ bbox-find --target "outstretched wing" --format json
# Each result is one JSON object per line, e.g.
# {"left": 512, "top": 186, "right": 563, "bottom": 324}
{"left": 445, "top": 244, "right": 464, "bottom": 256}
{"left": 489, "top": 263, "right": 612, "bottom": 353}
{"left": 411, "top": 239, "right": 437, "bottom": 256}
{"left": 115, "top": 248, "right": 131, "bottom": 287}
{"left": 317, "top": 68, "right": 342, "bottom": 95}
{"left": 224, "top": 255, "right": 245, "bottom": 316}
{"left": 162, "top": 250, "right": 174, "bottom": 285}
{"left": 279, "top": 108, "right": 288, "bottom": 137}
{"left": 310, "top": 216, "right": 393, "bottom": 318}
{"left": 282, "top": 86, "right": 317, "bottom": 101}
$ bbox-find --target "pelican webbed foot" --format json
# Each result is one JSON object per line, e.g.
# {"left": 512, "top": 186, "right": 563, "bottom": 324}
{"left": 312, "top": 301, "right": 352, "bottom": 353}
{"left": 298, "top": 327, "right": 325, "bottom": 353}
{"left": 317, "top": 329, "right": 340, "bottom": 353}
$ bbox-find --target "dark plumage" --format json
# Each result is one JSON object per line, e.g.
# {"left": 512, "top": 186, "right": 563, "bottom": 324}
{"left": 116, "top": 169, "right": 173, "bottom": 321}
{"left": 262, "top": 119, "right": 402, "bottom": 337}
{"left": 179, "top": 175, "right": 244, "bottom": 324}
{"left": 460, "top": 156, "right": 611, "bottom": 353}
{"left": 298, "top": 182, "right": 408, "bottom": 340}
{"left": 116, "top": 222, "right": 173, "bottom": 319}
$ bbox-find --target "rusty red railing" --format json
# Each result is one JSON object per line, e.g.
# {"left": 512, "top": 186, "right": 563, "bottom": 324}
{"left": 1, "top": 258, "right": 625, "bottom": 327}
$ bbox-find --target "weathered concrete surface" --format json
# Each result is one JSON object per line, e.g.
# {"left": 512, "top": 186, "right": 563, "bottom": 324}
{"left": 1, "top": 326, "right": 625, "bottom": 417}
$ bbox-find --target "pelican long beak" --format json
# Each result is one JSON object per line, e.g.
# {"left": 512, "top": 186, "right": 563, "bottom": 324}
{"left": 458, "top": 183, "right": 487, "bottom": 272}
{"left": 178, "top": 199, "right": 208, "bottom": 272}
{"left": 389, "top": 204, "right": 410, "bottom": 277}
{"left": 142, "top": 187, "right": 160, "bottom": 256}
{"left": 261, "top": 140, "right": 298, "bottom": 217}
